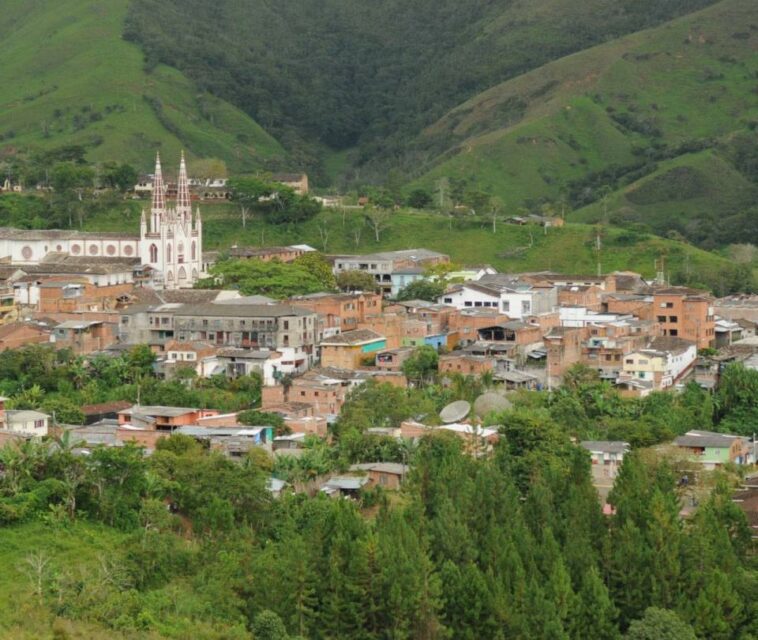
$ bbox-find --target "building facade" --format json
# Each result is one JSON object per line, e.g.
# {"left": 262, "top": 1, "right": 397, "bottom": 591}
{"left": 0, "top": 153, "right": 203, "bottom": 290}
{"left": 139, "top": 153, "right": 203, "bottom": 289}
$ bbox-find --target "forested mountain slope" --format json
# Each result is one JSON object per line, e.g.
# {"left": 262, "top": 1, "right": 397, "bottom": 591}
{"left": 409, "top": 0, "right": 758, "bottom": 245}
{"left": 0, "top": 0, "right": 284, "bottom": 172}
{"left": 125, "top": 0, "right": 720, "bottom": 174}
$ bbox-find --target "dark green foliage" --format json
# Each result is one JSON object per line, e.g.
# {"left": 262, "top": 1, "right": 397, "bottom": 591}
{"left": 625, "top": 608, "right": 696, "bottom": 640}
{"left": 395, "top": 279, "right": 446, "bottom": 302}
{"left": 200, "top": 258, "right": 330, "bottom": 298}
{"left": 714, "top": 363, "right": 758, "bottom": 435}
{"left": 125, "top": 0, "right": 718, "bottom": 176}
{"left": 406, "top": 189, "right": 433, "bottom": 209}
{"left": 101, "top": 162, "right": 138, "bottom": 192}
{"left": 228, "top": 176, "right": 321, "bottom": 225}
{"left": 238, "top": 409, "right": 285, "bottom": 431}
{"left": 252, "top": 610, "right": 290, "bottom": 640}
{"left": 0, "top": 349, "right": 756, "bottom": 637}
{"left": 335, "top": 270, "right": 379, "bottom": 293}
{"left": 401, "top": 346, "right": 439, "bottom": 386}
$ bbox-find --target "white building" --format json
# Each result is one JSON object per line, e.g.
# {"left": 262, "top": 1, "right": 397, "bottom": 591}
{"left": 139, "top": 152, "right": 203, "bottom": 289}
{"left": 617, "top": 337, "right": 697, "bottom": 395}
{"left": 0, "top": 153, "right": 203, "bottom": 290}
{"left": 4, "top": 409, "right": 50, "bottom": 437}
{"left": 559, "top": 306, "right": 634, "bottom": 327}
{"left": 439, "top": 275, "right": 557, "bottom": 319}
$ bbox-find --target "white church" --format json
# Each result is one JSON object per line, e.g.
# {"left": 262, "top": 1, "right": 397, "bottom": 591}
{"left": 0, "top": 153, "right": 203, "bottom": 290}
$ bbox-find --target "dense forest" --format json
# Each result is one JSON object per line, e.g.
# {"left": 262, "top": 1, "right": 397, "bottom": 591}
{"left": 124, "top": 0, "right": 719, "bottom": 175}
{"left": 1, "top": 344, "right": 758, "bottom": 637}
{"left": 1, "top": 384, "right": 756, "bottom": 638}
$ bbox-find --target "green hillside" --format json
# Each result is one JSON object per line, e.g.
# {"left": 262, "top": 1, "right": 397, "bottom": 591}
{"left": 75, "top": 200, "right": 749, "bottom": 294}
{"left": 0, "top": 0, "right": 284, "bottom": 172}
{"left": 571, "top": 148, "right": 758, "bottom": 248}
{"left": 126, "top": 0, "right": 719, "bottom": 179}
{"left": 410, "top": 0, "right": 758, "bottom": 243}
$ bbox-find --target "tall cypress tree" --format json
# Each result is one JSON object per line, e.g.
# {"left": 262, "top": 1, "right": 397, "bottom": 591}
{"left": 573, "top": 566, "right": 620, "bottom": 640}
{"left": 646, "top": 489, "right": 682, "bottom": 610}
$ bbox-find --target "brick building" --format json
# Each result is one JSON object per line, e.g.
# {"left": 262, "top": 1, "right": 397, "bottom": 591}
{"left": 287, "top": 291, "right": 382, "bottom": 334}
{"left": 319, "top": 329, "right": 386, "bottom": 369}
{"left": 651, "top": 287, "right": 715, "bottom": 349}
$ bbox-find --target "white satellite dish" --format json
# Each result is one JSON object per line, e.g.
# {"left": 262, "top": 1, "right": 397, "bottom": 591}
{"left": 439, "top": 400, "right": 471, "bottom": 424}
{"left": 473, "top": 392, "right": 512, "bottom": 418}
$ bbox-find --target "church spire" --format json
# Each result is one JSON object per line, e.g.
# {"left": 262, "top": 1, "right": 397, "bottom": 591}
{"left": 151, "top": 152, "right": 165, "bottom": 212}
{"left": 176, "top": 150, "right": 191, "bottom": 212}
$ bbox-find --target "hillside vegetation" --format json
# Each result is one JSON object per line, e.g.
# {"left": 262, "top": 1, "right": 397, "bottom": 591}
{"left": 69, "top": 201, "right": 751, "bottom": 295}
{"left": 125, "top": 0, "right": 719, "bottom": 178}
{"left": 572, "top": 148, "right": 758, "bottom": 249}
{"left": 0, "top": 0, "right": 284, "bottom": 172}
{"left": 410, "top": 0, "right": 758, "bottom": 245}
{"left": 0, "top": 359, "right": 757, "bottom": 638}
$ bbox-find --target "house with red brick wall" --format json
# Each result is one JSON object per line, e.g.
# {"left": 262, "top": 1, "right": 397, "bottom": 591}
{"left": 0, "top": 321, "right": 50, "bottom": 350}
{"left": 287, "top": 291, "right": 383, "bottom": 334}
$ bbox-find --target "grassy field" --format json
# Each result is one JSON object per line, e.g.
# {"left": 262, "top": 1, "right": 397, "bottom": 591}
{"left": 0, "top": 520, "right": 142, "bottom": 639}
{"left": 410, "top": 0, "right": 758, "bottom": 216}
{"left": 0, "top": 0, "right": 284, "bottom": 173}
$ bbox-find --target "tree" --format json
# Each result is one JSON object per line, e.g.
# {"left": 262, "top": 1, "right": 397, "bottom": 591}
{"left": 625, "top": 608, "right": 696, "bottom": 640}
{"left": 364, "top": 208, "right": 390, "bottom": 242}
{"left": 203, "top": 259, "right": 328, "bottom": 298}
{"left": 401, "top": 346, "right": 439, "bottom": 386}
{"left": 686, "top": 570, "right": 744, "bottom": 640}
{"left": 51, "top": 162, "right": 94, "bottom": 194}
{"left": 228, "top": 176, "right": 275, "bottom": 208}
{"left": 336, "top": 270, "right": 379, "bottom": 293}
{"left": 293, "top": 252, "right": 336, "bottom": 291}
{"left": 395, "top": 279, "right": 446, "bottom": 302}
{"left": 238, "top": 409, "right": 285, "bottom": 431}
{"left": 101, "top": 162, "right": 138, "bottom": 193}
{"left": 488, "top": 196, "right": 503, "bottom": 233}
{"left": 127, "top": 344, "right": 157, "bottom": 382}
{"left": 252, "top": 610, "right": 290, "bottom": 640}
{"left": 407, "top": 189, "right": 433, "bottom": 209}
{"left": 574, "top": 566, "right": 620, "bottom": 639}
{"left": 21, "top": 550, "right": 51, "bottom": 600}
{"left": 41, "top": 396, "right": 84, "bottom": 425}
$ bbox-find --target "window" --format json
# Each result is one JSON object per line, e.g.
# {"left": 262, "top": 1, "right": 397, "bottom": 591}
{"left": 149, "top": 244, "right": 158, "bottom": 262}
{"left": 657, "top": 316, "right": 666, "bottom": 323}
{"left": 521, "top": 301, "right": 531, "bottom": 314}
{"left": 669, "top": 316, "right": 678, "bottom": 323}
{"left": 443, "top": 297, "right": 452, "bottom": 304}
{"left": 665, "top": 302, "right": 674, "bottom": 308}
{"left": 502, "top": 301, "right": 510, "bottom": 312}
{"left": 669, "top": 329, "right": 678, "bottom": 336}
{"left": 464, "top": 301, "right": 473, "bottom": 307}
